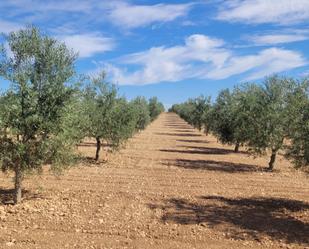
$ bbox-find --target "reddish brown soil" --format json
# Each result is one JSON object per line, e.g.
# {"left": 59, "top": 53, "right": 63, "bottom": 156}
{"left": 0, "top": 113, "right": 308, "bottom": 249}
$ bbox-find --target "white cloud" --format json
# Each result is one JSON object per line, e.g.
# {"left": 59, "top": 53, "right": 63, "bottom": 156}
{"left": 107, "top": 2, "right": 192, "bottom": 28}
{"left": 60, "top": 34, "right": 115, "bottom": 58}
{"left": 0, "top": 1, "right": 192, "bottom": 29}
{"left": 0, "top": 0, "right": 93, "bottom": 14}
{"left": 248, "top": 33, "right": 309, "bottom": 46}
{"left": 99, "top": 34, "right": 307, "bottom": 85}
{"left": 101, "top": 34, "right": 230, "bottom": 85}
{"left": 216, "top": 0, "right": 309, "bottom": 25}
{"left": 0, "top": 19, "right": 22, "bottom": 33}
{"left": 207, "top": 48, "right": 306, "bottom": 80}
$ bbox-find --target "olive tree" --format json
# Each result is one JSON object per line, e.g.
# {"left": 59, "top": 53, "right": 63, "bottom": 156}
{"left": 228, "top": 84, "right": 263, "bottom": 152}
{"left": 170, "top": 101, "right": 195, "bottom": 125}
{"left": 243, "top": 76, "right": 296, "bottom": 170}
{"left": 285, "top": 79, "right": 309, "bottom": 168}
{"left": 82, "top": 75, "right": 165, "bottom": 161}
{"left": 199, "top": 96, "right": 212, "bottom": 135}
{"left": 189, "top": 96, "right": 211, "bottom": 131}
{"left": 148, "top": 97, "right": 164, "bottom": 121}
{"left": 170, "top": 96, "right": 212, "bottom": 134}
{"left": 0, "top": 27, "right": 78, "bottom": 203}
{"left": 210, "top": 89, "right": 242, "bottom": 152}
{"left": 170, "top": 75, "right": 309, "bottom": 171}
{"left": 131, "top": 96, "right": 150, "bottom": 131}
{"left": 107, "top": 97, "right": 138, "bottom": 148}
{"left": 82, "top": 72, "right": 117, "bottom": 161}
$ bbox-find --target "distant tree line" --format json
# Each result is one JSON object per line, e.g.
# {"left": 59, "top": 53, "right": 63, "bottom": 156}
{"left": 0, "top": 27, "right": 164, "bottom": 203}
{"left": 170, "top": 76, "right": 309, "bottom": 172}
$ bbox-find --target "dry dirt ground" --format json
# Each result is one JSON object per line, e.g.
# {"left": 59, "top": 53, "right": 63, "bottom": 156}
{"left": 0, "top": 112, "right": 309, "bottom": 249}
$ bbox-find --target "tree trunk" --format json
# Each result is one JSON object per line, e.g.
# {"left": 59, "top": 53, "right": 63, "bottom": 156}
{"left": 95, "top": 137, "right": 101, "bottom": 161}
{"left": 14, "top": 166, "right": 22, "bottom": 204}
{"left": 234, "top": 142, "right": 240, "bottom": 153}
{"left": 268, "top": 149, "right": 277, "bottom": 171}
{"left": 205, "top": 126, "right": 209, "bottom": 136}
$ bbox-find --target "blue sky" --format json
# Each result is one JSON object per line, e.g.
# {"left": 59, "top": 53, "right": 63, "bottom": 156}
{"left": 0, "top": 0, "right": 309, "bottom": 107}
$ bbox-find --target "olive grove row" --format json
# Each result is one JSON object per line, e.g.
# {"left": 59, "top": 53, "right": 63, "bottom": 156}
{"left": 170, "top": 76, "right": 309, "bottom": 171}
{"left": 0, "top": 27, "right": 164, "bottom": 203}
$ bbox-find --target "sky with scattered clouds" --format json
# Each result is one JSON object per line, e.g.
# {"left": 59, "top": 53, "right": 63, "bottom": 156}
{"left": 0, "top": 0, "right": 309, "bottom": 107}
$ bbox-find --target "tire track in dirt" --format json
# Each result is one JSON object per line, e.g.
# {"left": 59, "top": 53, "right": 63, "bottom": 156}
{"left": 0, "top": 113, "right": 308, "bottom": 249}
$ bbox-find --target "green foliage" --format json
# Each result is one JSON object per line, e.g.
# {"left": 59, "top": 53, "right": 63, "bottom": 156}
{"left": 0, "top": 27, "right": 78, "bottom": 202}
{"left": 0, "top": 26, "right": 167, "bottom": 203}
{"left": 230, "top": 84, "right": 262, "bottom": 145}
{"left": 81, "top": 72, "right": 117, "bottom": 160}
{"left": 191, "top": 96, "right": 211, "bottom": 131}
{"left": 244, "top": 77, "right": 292, "bottom": 152}
{"left": 200, "top": 97, "right": 212, "bottom": 134}
{"left": 131, "top": 96, "right": 151, "bottom": 131}
{"left": 170, "top": 75, "right": 309, "bottom": 171}
{"left": 242, "top": 76, "right": 303, "bottom": 170}
{"left": 81, "top": 73, "right": 163, "bottom": 160}
{"left": 170, "top": 101, "right": 195, "bottom": 124}
{"left": 82, "top": 72, "right": 117, "bottom": 141}
{"left": 284, "top": 79, "right": 309, "bottom": 168}
{"left": 107, "top": 97, "right": 138, "bottom": 149}
{"left": 170, "top": 96, "right": 212, "bottom": 132}
{"left": 210, "top": 89, "right": 236, "bottom": 145}
{"left": 148, "top": 97, "right": 164, "bottom": 121}
{"left": 49, "top": 89, "right": 87, "bottom": 171}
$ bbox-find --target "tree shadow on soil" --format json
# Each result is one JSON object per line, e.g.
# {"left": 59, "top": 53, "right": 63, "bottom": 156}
{"left": 165, "top": 125, "right": 193, "bottom": 130}
{"left": 175, "top": 145, "right": 249, "bottom": 155}
{"left": 79, "top": 156, "right": 107, "bottom": 166}
{"left": 163, "top": 159, "right": 264, "bottom": 173}
{"left": 164, "top": 122, "right": 192, "bottom": 126}
{"left": 0, "top": 188, "right": 43, "bottom": 205}
{"left": 78, "top": 142, "right": 113, "bottom": 147}
{"left": 173, "top": 129, "right": 196, "bottom": 133}
{"left": 77, "top": 142, "right": 97, "bottom": 147}
{"left": 148, "top": 196, "right": 309, "bottom": 245}
{"left": 155, "top": 132, "right": 201, "bottom": 137}
{"left": 164, "top": 121, "right": 186, "bottom": 123}
{"left": 161, "top": 147, "right": 248, "bottom": 155}
{"left": 177, "top": 139, "right": 209, "bottom": 144}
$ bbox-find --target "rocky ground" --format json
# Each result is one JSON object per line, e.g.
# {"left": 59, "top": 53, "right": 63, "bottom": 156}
{"left": 0, "top": 113, "right": 308, "bottom": 249}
